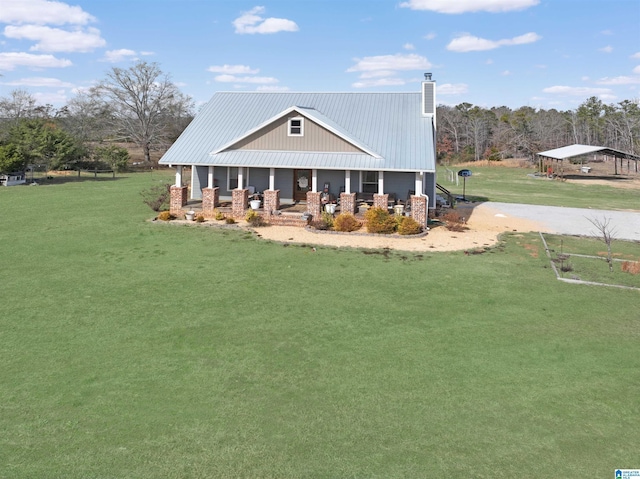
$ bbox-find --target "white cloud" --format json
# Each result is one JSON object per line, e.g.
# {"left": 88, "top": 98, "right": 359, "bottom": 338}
{"left": 399, "top": 0, "right": 539, "bottom": 14}
{"left": 207, "top": 64, "right": 259, "bottom": 74}
{"left": 501, "top": 70, "right": 511, "bottom": 76}
{"left": 403, "top": 43, "right": 415, "bottom": 50}
{"left": 0, "top": 52, "right": 71, "bottom": 70}
{"left": 543, "top": 85, "right": 613, "bottom": 96}
{"left": 214, "top": 74, "right": 279, "bottom": 84}
{"left": 2, "top": 76, "right": 74, "bottom": 87}
{"left": 352, "top": 77, "right": 407, "bottom": 88}
{"left": 437, "top": 83, "right": 468, "bottom": 95}
{"left": 634, "top": 65, "right": 640, "bottom": 74}
{"left": 4, "top": 25, "right": 105, "bottom": 52}
{"left": 485, "top": 58, "right": 494, "bottom": 64}
{"left": 347, "top": 53, "right": 431, "bottom": 72}
{"left": 631, "top": 52, "right": 640, "bottom": 59}
{"left": 358, "top": 70, "right": 397, "bottom": 79}
{"left": 596, "top": 76, "right": 640, "bottom": 85}
{"left": 33, "top": 89, "right": 68, "bottom": 105}
{"left": 423, "top": 32, "right": 436, "bottom": 40}
{"left": 601, "top": 29, "right": 613, "bottom": 35}
{"left": 598, "top": 45, "right": 613, "bottom": 53}
{"left": 0, "top": 0, "right": 95, "bottom": 25}
{"left": 233, "top": 6, "right": 298, "bottom": 34}
{"left": 447, "top": 32, "right": 541, "bottom": 52}
{"left": 100, "top": 49, "right": 137, "bottom": 63}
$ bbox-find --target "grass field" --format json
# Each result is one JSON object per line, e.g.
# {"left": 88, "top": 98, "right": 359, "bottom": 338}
{"left": 438, "top": 163, "right": 640, "bottom": 210}
{"left": 1, "top": 170, "right": 639, "bottom": 478}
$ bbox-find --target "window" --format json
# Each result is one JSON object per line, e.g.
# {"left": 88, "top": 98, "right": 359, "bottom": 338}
{"left": 288, "top": 116, "right": 304, "bottom": 136}
{"left": 227, "top": 167, "right": 249, "bottom": 190}
{"left": 361, "top": 171, "right": 378, "bottom": 194}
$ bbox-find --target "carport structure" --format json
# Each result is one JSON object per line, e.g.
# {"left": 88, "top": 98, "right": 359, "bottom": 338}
{"left": 537, "top": 144, "right": 639, "bottom": 180}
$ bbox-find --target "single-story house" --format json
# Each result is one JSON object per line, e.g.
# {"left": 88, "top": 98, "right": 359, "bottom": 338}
{"left": 159, "top": 75, "right": 438, "bottom": 226}
{"left": 0, "top": 172, "right": 26, "bottom": 186}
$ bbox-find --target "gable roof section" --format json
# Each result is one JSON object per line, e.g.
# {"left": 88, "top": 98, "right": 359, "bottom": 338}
{"left": 538, "top": 144, "right": 640, "bottom": 161}
{"left": 159, "top": 92, "right": 435, "bottom": 172}
{"left": 214, "top": 105, "right": 382, "bottom": 158}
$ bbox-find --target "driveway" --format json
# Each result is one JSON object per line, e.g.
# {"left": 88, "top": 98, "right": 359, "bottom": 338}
{"left": 485, "top": 202, "right": 640, "bottom": 242}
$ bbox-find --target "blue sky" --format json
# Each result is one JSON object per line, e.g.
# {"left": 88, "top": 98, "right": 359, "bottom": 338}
{"left": 1, "top": 0, "right": 639, "bottom": 111}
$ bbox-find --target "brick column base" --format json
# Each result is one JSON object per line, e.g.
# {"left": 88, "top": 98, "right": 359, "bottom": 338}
{"left": 202, "top": 187, "right": 219, "bottom": 218}
{"left": 232, "top": 189, "right": 249, "bottom": 218}
{"left": 340, "top": 192, "right": 357, "bottom": 215}
{"left": 263, "top": 189, "right": 280, "bottom": 215}
{"left": 170, "top": 186, "right": 188, "bottom": 215}
{"left": 373, "top": 194, "right": 389, "bottom": 211}
{"left": 306, "top": 191, "right": 322, "bottom": 220}
{"left": 411, "top": 194, "right": 428, "bottom": 227}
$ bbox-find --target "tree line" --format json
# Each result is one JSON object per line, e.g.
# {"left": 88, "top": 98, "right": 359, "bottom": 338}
{"left": 0, "top": 61, "right": 194, "bottom": 175}
{"left": 436, "top": 97, "right": 640, "bottom": 163}
{"left": 2, "top": 60, "right": 639, "bottom": 175}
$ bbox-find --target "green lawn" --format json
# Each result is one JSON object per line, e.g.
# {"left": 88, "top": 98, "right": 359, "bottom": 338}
{"left": 438, "top": 164, "right": 640, "bottom": 210}
{"left": 1, "top": 171, "right": 639, "bottom": 478}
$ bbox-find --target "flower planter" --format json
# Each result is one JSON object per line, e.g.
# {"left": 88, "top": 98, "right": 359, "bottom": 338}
{"left": 250, "top": 200, "right": 261, "bottom": 210}
{"left": 185, "top": 211, "right": 195, "bottom": 221}
{"left": 325, "top": 203, "right": 337, "bottom": 214}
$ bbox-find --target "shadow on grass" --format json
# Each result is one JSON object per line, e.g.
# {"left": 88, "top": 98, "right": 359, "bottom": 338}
{"left": 21, "top": 175, "right": 127, "bottom": 185}
{"left": 563, "top": 174, "right": 637, "bottom": 182}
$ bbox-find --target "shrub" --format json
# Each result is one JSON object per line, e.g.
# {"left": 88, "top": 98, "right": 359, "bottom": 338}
{"left": 397, "top": 216, "right": 423, "bottom": 235}
{"left": 225, "top": 217, "right": 236, "bottom": 224}
{"left": 364, "top": 207, "right": 397, "bottom": 234}
{"left": 245, "top": 209, "right": 265, "bottom": 226}
{"left": 441, "top": 210, "right": 468, "bottom": 232}
{"left": 141, "top": 182, "right": 171, "bottom": 212}
{"left": 157, "top": 210, "right": 174, "bottom": 221}
{"left": 195, "top": 214, "right": 205, "bottom": 223}
{"left": 214, "top": 209, "right": 226, "bottom": 221}
{"left": 622, "top": 261, "right": 640, "bottom": 275}
{"left": 333, "top": 213, "right": 361, "bottom": 232}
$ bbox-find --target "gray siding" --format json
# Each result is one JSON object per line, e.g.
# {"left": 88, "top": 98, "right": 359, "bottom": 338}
{"left": 230, "top": 113, "right": 362, "bottom": 153}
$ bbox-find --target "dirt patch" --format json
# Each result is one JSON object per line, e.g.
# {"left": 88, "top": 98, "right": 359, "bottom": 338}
{"left": 253, "top": 203, "right": 547, "bottom": 252}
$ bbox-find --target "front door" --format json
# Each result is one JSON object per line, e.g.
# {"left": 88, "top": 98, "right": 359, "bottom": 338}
{"left": 293, "top": 169, "right": 311, "bottom": 202}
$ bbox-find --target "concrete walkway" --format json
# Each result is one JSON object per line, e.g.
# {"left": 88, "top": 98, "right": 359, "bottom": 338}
{"left": 485, "top": 202, "right": 640, "bottom": 241}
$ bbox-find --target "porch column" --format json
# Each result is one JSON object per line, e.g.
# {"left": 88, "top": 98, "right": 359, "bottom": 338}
{"left": 415, "top": 171, "right": 424, "bottom": 195}
{"left": 237, "top": 167, "right": 244, "bottom": 190}
{"left": 232, "top": 188, "right": 249, "bottom": 218}
{"left": 378, "top": 171, "right": 384, "bottom": 194}
{"left": 306, "top": 191, "right": 322, "bottom": 219}
{"left": 312, "top": 169, "right": 318, "bottom": 192}
{"left": 344, "top": 170, "right": 351, "bottom": 194}
{"left": 207, "top": 166, "right": 214, "bottom": 188}
{"left": 410, "top": 194, "right": 428, "bottom": 228}
{"left": 263, "top": 189, "right": 280, "bottom": 215}
{"left": 170, "top": 165, "right": 188, "bottom": 215}
{"left": 269, "top": 168, "right": 275, "bottom": 190}
{"left": 190, "top": 166, "right": 198, "bottom": 200}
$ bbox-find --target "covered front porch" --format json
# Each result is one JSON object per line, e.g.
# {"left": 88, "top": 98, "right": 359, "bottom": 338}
{"left": 169, "top": 165, "right": 434, "bottom": 227}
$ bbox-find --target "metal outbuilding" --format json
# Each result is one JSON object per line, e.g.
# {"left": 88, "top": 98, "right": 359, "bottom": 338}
{"left": 537, "top": 144, "right": 639, "bottom": 179}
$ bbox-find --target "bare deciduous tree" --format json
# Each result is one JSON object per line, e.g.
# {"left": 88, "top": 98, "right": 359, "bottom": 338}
{"left": 588, "top": 216, "right": 616, "bottom": 272}
{"left": 93, "top": 61, "right": 193, "bottom": 164}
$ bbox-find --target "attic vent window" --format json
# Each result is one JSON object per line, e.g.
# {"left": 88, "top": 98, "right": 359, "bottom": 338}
{"left": 288, "top": 116, "right": 304, "bottom": 136}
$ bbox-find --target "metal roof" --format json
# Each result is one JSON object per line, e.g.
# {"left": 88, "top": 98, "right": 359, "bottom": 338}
{"left": 538, "top": 144, "right": 640, "bottom": 161}
{"left": 159, "top": 92, "right": 435, "bottom": 172}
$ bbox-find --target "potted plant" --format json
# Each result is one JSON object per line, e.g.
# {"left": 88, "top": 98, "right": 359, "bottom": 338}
{"left": 250, "top": 199, "right": 261, "bottom": 210}
{"left": 325, "top": 202, "right": 337, "bottom": 214}
{"left": 185, "top": 210, "right": 195, "bottom": 221}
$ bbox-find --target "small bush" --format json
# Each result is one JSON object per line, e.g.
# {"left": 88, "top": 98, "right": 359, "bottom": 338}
{"left": 622, "top": 261, "right": 640, "bottom": 275}
{"left": 225, "top": 217, "right": 236, "bottom": 224}
{"left": 333, "top": 213, "right": 361, "bottom": 232}
{"left": 214, "top": 209, "right": 226, "bottom": 221}
{"left": 245, "top": 209, "right": 265, "bottom": 226}
{"left": 364, "top": 207, "right": 397, "bottom": 234}
{"left": 157, "top": 210, "right": 174, "bottom": 221}
{"left": 397, "top": 216, "right": 423, "bottom": 235}
{"left": 141, "top": 182, "right": 171, "bottom": 212}
{"left": 195, "top": 214, "right": 205, "bottom": 223}
{"left": 441, "top": 210, "right": 468, "bottom": 232}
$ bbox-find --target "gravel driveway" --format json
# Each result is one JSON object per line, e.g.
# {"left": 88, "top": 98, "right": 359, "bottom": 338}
{"left": 486, "top": 202, "right": 640, "bottom": 241}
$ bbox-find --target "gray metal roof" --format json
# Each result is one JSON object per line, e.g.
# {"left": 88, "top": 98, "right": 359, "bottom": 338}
{"left": 538, "top": 144, "right": 640, "bottom": 161}
{"left": 159, "top": 92, "right": 435, "bottom": 172}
